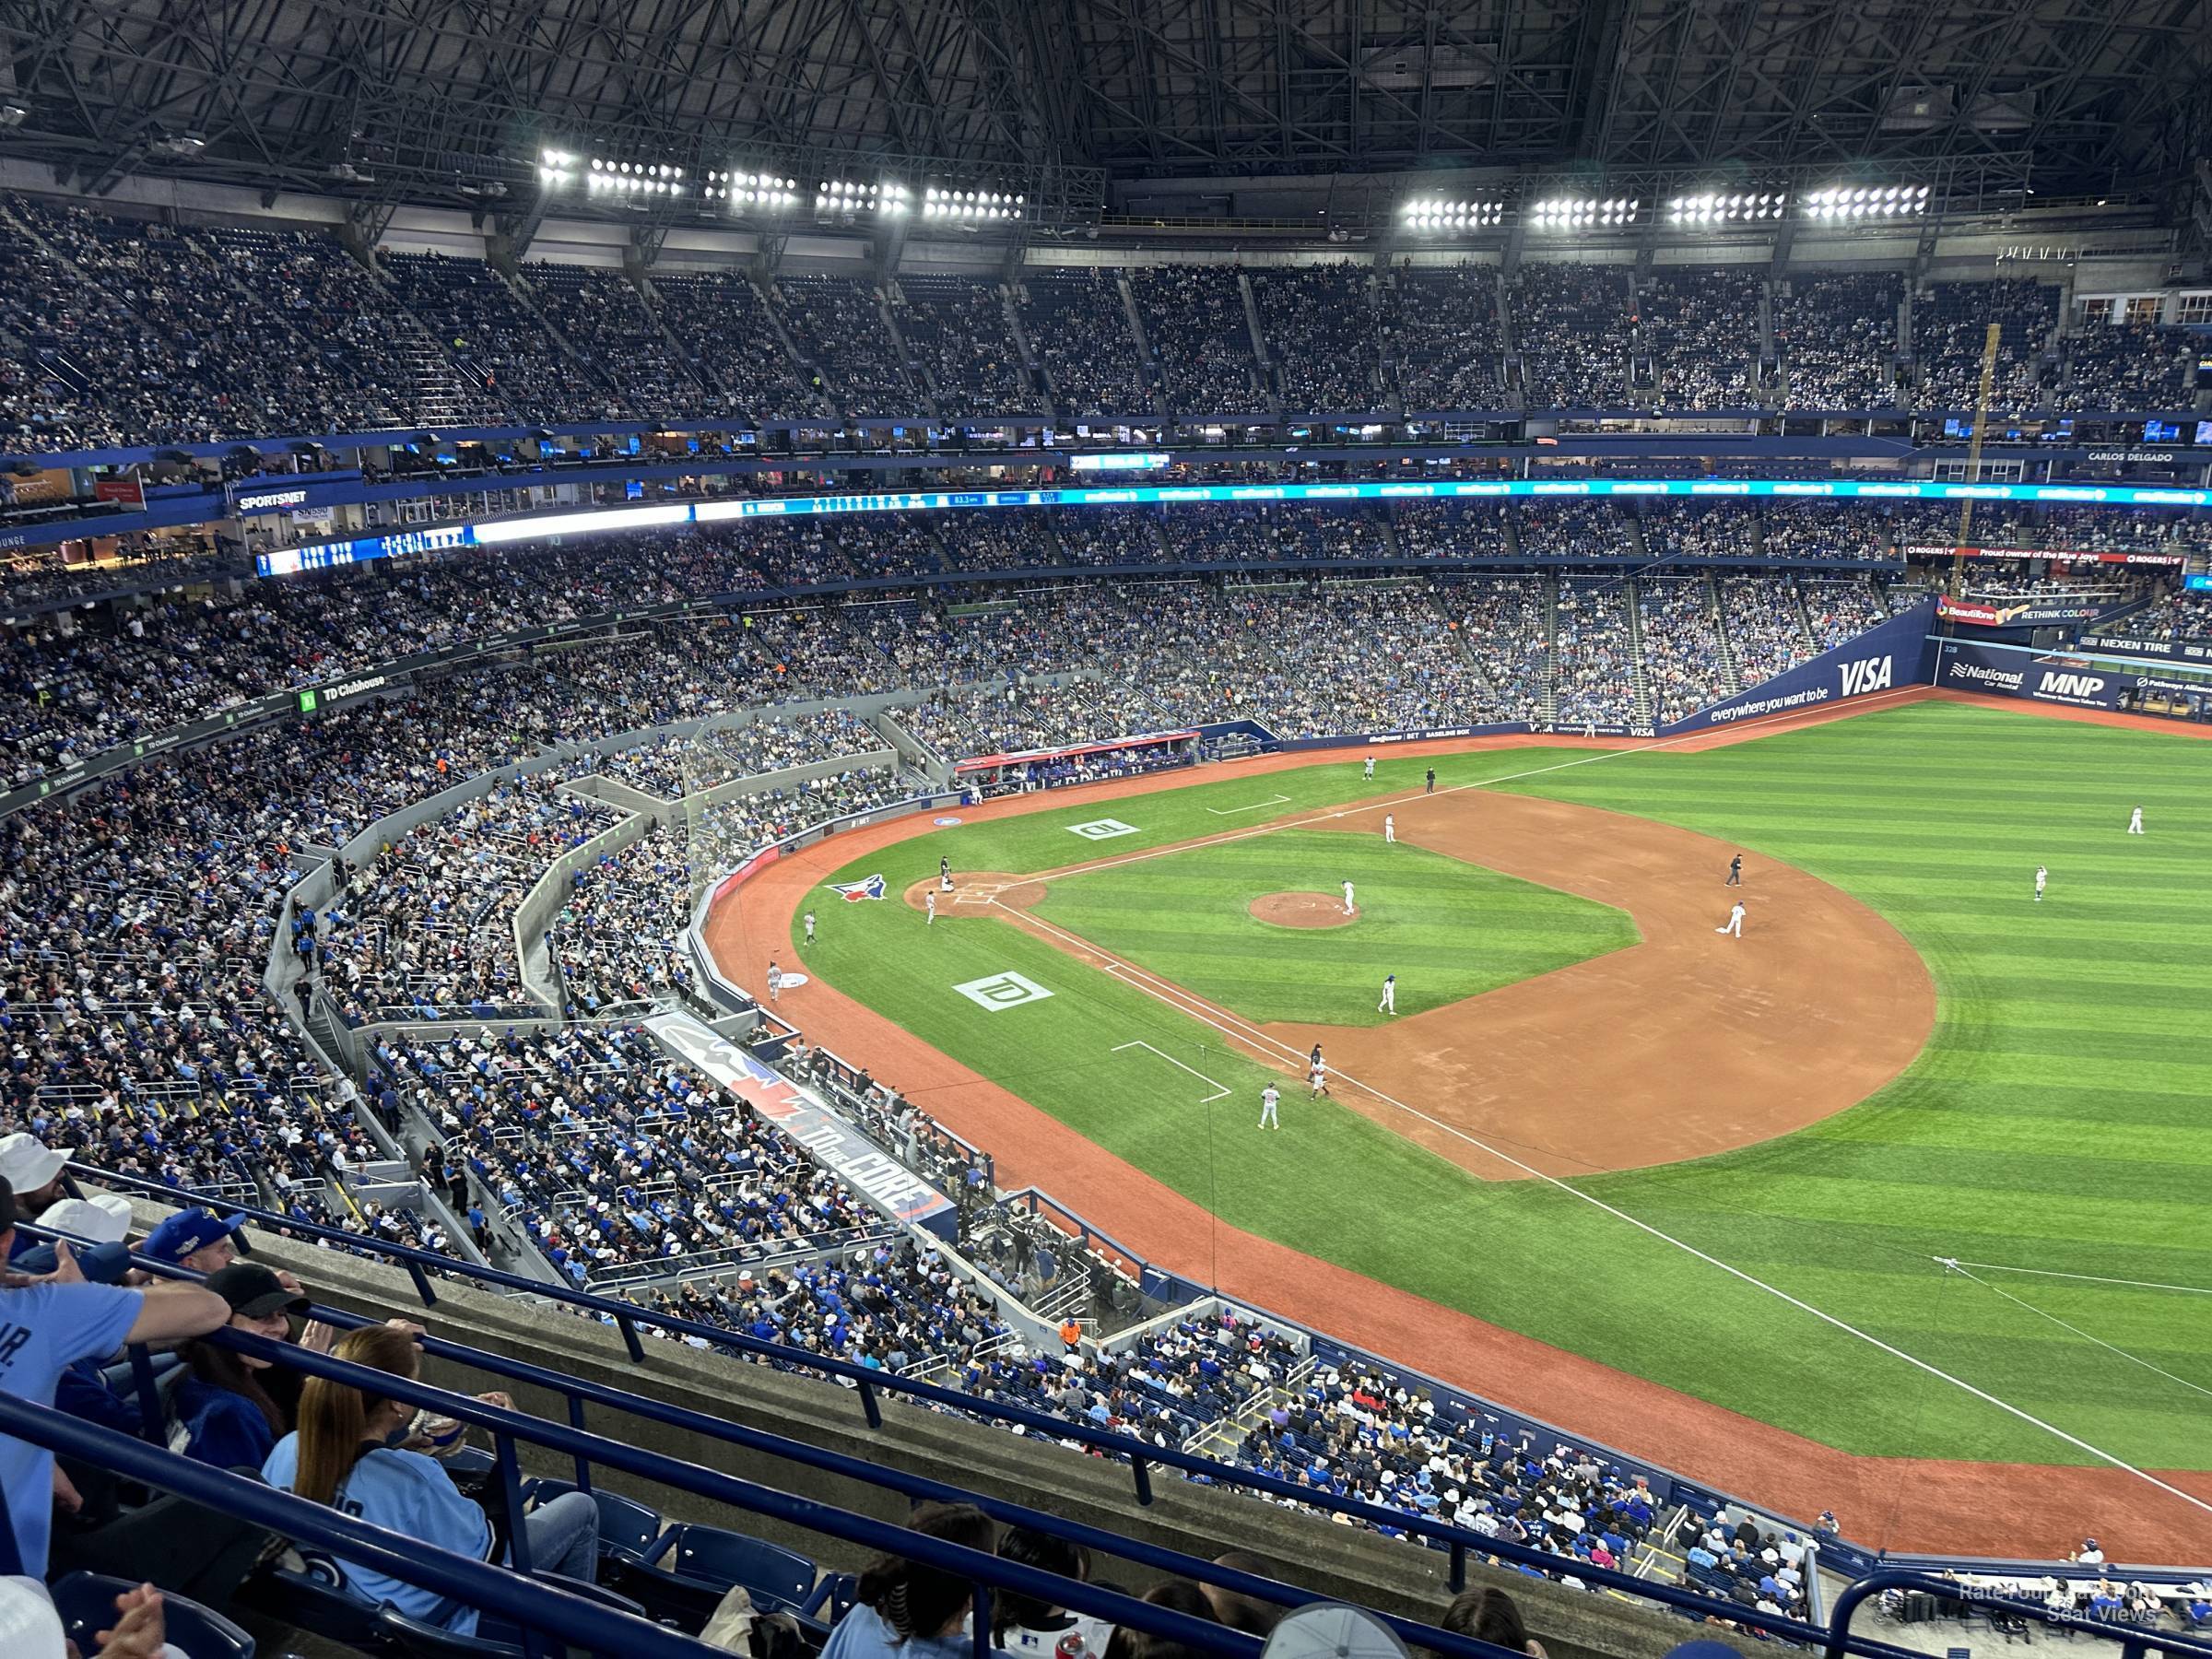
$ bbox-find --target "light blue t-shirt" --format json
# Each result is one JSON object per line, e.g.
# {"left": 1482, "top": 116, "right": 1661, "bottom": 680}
{"left": 822, "top": 1603, "right": 1008, "bottom": 1659}
{"left": 263, "top": 1432, "right": 493, "bottom": 1633}
{"left": 0, "top": 1280, "right": 144, "bottom": 1577}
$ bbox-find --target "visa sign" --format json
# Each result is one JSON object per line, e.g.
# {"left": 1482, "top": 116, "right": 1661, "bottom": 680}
{"left": 1838, "top": 655, "right": 1895, "bottom": 698}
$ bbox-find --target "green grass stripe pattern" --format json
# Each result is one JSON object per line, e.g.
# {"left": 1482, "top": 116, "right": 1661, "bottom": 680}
{"left": 806, "top": 703, "right": 2212, "bottom": 1470}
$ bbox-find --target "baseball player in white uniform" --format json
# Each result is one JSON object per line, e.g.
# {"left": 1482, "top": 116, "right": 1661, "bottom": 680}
{"left": 2128, "top": 806, "right": 2144, "bottom": 835}
{"left": 2034, "top": 865, "right": 2048, "bottom": 902}
{"left": 1383, "top": 815, "right": 1394, "bottom": 843}
{"left": 767, "top": 960, "right": 783, "bottom": 1002}
{"left": 1342, "top": 880, "right": 1356, "bottom": 915}
{"left": 1715, "top": 901, "right": 1744, "bottom": 937}
{"left": 1258, "top": 1083, "right": 1280, "bottom": 1130}
{"left": 1378, "top": 973, "right": 1396, "bottom": 1014}
{"left": 1308, "top": 1061, "right": 1329, "bottom": 1098}
{"left": 925, "top": 891, "right": 937, "bottom": 925}
{"left": 803, "top": 911, "right": 817, "bottom": 943}
{"left": 1363, "top": 756, "right": 1375, "bottom": 782}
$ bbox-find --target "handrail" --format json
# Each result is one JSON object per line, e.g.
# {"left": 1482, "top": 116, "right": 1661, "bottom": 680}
{"left": 20, "top": 1211, "right": 1920, "bottom": 1659}
{"left": 0, "top": 1396, "right": 719, "bottom": 1659}
{"left": 1825, "top": 1570, "right": 2212, "bottom": 1659}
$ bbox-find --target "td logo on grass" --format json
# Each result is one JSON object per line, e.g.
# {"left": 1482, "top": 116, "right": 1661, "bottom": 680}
{"left": 952, "top": 971, "right": 1055, "bottom": 1012}
{"left": 1067, "top": 818, "right": 1140, "bottom": 841}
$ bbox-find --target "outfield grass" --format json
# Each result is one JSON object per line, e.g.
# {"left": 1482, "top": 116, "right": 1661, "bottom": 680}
{"left": 1028, "top": 829, "right": 1636, "bottom": 1025}
{"left": 807, "top": 704, "right": 2212, "bottom": 1470}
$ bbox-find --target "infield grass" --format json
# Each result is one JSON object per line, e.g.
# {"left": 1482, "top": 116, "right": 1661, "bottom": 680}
{"left": 1028, "top": 829, "right": 1636, "bottom": 1025}
{"left": 806, "top": 702, "right": 2212, "bottom": 1477}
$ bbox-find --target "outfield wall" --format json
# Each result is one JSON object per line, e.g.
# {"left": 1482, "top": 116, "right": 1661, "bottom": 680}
{"left": 1663, "top": 599, "right": 1940, "bottom": 735}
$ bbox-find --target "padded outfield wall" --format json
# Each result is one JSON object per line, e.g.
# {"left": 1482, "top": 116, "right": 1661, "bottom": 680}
{"left": 1660, "top": 598, "right": 1940, "bottom": 735}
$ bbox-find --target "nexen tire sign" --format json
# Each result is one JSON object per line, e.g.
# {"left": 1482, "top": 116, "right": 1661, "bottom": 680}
{"left": 1661, "top": 599, "right": 1935, "bottom": 735}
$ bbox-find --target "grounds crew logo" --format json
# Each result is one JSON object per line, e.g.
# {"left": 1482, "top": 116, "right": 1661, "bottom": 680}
{"left": 826, "top": 873, "right": 886, "bottom": 901}
{"left": 952, "top": 971, "right": 1054, "bottom": 1011}
{"left": 1067, "top": 818, "right": 1140, "bottom": 841}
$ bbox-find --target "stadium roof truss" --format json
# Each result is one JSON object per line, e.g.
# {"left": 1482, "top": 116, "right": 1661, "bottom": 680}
{"left": 0, "top": 0, "right": 2203, "bottom": 222}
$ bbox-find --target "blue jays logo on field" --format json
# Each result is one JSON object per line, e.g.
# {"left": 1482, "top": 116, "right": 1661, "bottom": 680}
{"left": 828, "top": 873, "right": 887, "bottom": 902}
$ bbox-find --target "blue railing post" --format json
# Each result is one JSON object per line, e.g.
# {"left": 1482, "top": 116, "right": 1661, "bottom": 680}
{"left": 615, "top": 1311, "right": 646, "bottom": 1363}
{"left": 125, "top": 1344, "right": 164, "bottom": 1445}
{"left": 568, "top": 1395, "right": 592, "bottom": 1492}
{"left": 498, "top": 1430, "right": 534, "bottom": 1577}
{"left": 1131, "top": 1454, "right": 1153, "bottom": 1506}
{"left": 1449, "top": 1540, "right": 1467, "bottom": 1594}
{"left": 405, "top": 1255, "right": 440, "bottom": 1307}
{"left": 857, "top": 1377, "right": 883, "bottom": 1430}
{"left": 973, "top": 1583, "right": 994, "bottom": 1659}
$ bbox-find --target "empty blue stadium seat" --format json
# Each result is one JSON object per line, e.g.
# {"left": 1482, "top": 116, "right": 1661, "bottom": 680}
{"left": 53, "top": 1571, "right": 256, "bottom": 1659}
{"left": 651, "top": 1523, "right": 817, "bottom": 1610}
{"left": 240, "top": 1558, "right": 385, "bottom": 1649}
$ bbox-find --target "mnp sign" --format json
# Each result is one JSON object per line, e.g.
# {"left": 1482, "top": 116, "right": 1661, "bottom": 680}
{"left": 1662, "top": 598, "right": 1936, "bottom": 735}
{"left": 1936, "top": 641, "right": 2135, "bottom": 711}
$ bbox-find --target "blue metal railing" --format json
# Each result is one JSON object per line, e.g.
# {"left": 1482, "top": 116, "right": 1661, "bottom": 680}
{"left": 0, "top": 1396, "right": 718, "bottom": 1659}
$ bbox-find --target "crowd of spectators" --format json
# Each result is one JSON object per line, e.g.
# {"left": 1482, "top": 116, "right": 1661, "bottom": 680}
{"left": 550, "top": 830, "right": 697, "bottom": 1016}
{"left": 1759, "top": 502, "right": 1887, "bottom": 561}
{"left": 771, "top": 275, "right": 918, "bottom": 418}
{"left": 1053, "top": 505, "right": 1169, "bottom": 567}
{"left": 1774, "top": 272, "right": 1903, "bottom": 410}
{"left": 1915, "top": 278, "right": 2058, "bottom": 417}
{"left": 1673, "top": 1511, "right": 1816, "bottom": 1626}
{"left": 592, "top": 708, "right": 885, "bottom": 799}
{"left": 1130, "top": 266, "right": 1268, "bottom": 414}
{"left": 1636, "top": 268, "right": 1763, "bottom": 410}
{"left": 382, "top": 252, "right": 629, "bottom": 425}
{"left": 1512, "top": 500, "right": 1627, "bottom": 561}
{"left": 381, "top": 1023, "right": 889, "bottom": 1284}
{"left": 1638, "top": 502, "right": 1757, "bottom": 562}
{"left": 2062, "top": 320, "right": 2194, "bottom": 411}
{"left": 1510, "top": 265, "right": 1632, "bottom": 409}
{"left": 648, "top": 270, "right": 823, "bottom": 422}
{"left": 1799, "top": 578, "right": 1888, "bottom": 651}
{"left": 1394, "top": 501, "right": 1513, "bottom": 561}
{"left": 1249, "top": 265, "right": 1385, "bottom": 412}
{"left": 1454, "top": 578, "right": 1549, "bottom": 724}
{"left": 1552, "top": 578, "right": 1637, "bottom": 725}
{"left": 521, "top": 263, "right": 720, "bottom": 419}
{"left": 893, "top": 276, "right": 1039, "bottom": 418}
{"left": 1635, "top": 577, "right": 1730, "bottom": 724}
{"left": 2128, "top": 587, "right": 2212, "bottom": 641}
{"left": 1013, "top": 270, "right": 1155, "bottom": 417}
{"left": 1719, "top": 576, "right": 1813, "bottom": 689}
{"left": 1385, "top": 265, "right": 1507, "bottom": 410}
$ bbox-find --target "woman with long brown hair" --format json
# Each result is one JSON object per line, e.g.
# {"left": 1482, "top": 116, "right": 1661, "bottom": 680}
{"left": 260, "top": 1323, "right": 600, "bottom": 1636}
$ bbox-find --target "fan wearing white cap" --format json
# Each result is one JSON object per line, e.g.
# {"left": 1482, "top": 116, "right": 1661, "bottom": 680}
{"left": 0, "top": 1133, "right": 68, "bottom": 1258}
{"left": 0, "top": 1573, "right": 177, "bottom": 1658}
{"left": 0, "top": 1175, "right": 228, "bottom": 1582}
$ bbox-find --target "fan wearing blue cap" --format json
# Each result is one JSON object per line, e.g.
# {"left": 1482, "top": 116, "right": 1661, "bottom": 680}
{"left": 142, "top": 1207, "right": 246, "bottom": 1275}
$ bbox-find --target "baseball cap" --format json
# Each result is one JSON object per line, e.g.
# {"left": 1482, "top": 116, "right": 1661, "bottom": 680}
{"left": 206, "top": 1261, "right": 311, "bottom": 1320}
{"left": 0, "top": 1133, "right": 64, "bottom": 1194}
{"left": 0, "top": 1576, "right": 65, "bottom": 1658}
{"left": 36, "top": 1194, "right": 131, "bottom": 1245}
{"left": 142, "top": 1206, "right": 244, "bottom": 1265}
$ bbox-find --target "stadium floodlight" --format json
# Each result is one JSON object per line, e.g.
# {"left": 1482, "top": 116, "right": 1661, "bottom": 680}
{"left": 708, "top": 169, "right": 798, "bottom": 210}
{"left": 538, "top": 148, "right": 577, "bottom": 185}
{"left": 921, "top": 183, "right": 1023, "bottom": 222}
{"left": 1528, "top": 195, "right": 1639, "bottom": 230}
{"left": 1665, "top": 190, "right": 1787, "bottom": 224}
{"left": 1399, "top": 196, "right": 1505, "bottom": 231}
{"left": 1803, "top": 182, "right": 1930, "bottom": 220}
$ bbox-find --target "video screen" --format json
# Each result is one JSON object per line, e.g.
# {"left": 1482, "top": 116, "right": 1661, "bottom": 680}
{"left": 2143, "top": 419, "right": 2181, "bottom": 442}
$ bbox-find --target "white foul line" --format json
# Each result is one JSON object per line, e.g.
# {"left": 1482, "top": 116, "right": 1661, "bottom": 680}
{"left": 1938, "top": 1260, "right": 2212, "bottom": 1401}
{"left": 1046, "top": 686, "right": 1932, "bottom": 884}
{"left": 1111, "top": 1040, "right": 1231, "bottom": 1102}
{"left": 1003, "top": 885, "right": 2212, "bottom": 1519}
{"left": 1936, "top": 1259, "right": 2212, "bottom": 1296}
{"left": 1206, "top": 793, "right": 1292, "bottom": 817}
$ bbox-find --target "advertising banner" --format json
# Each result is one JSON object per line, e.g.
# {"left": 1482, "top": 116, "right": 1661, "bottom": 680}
{"left": 1901, "top": 543, "right": 2187, "bottom": 568}
{"left": 1937, "top": 594, "right": 2132, "bottom": 627}
{"left": 91, "top": 477, "right": 145, "bottom": 510}
{"left": 2078, "top": 633, "right": 2212, "bottom": 663}
{"left": 642, "top": 1012, "right": 955, "bottom": 1230}
{"left": 1662, "top": 599, "right": 1937, "bottom": 735}
{"left": 1936, "top": 641, "right": 2132, "bottom": 709}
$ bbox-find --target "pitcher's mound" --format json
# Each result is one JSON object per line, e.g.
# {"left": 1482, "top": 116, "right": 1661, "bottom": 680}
{"left": 1251, "top": 891, "right": 1355, "bottom": 929}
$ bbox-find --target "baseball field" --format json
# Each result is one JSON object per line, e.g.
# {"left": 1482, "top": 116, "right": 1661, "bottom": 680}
{"left": 774, "top": 697, "right": 2211, "bottom": 1496}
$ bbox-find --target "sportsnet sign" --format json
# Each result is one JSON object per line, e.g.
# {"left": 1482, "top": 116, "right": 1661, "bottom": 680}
{"left": 1661, "top": 598, "right": 1936, "bottom": 735}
